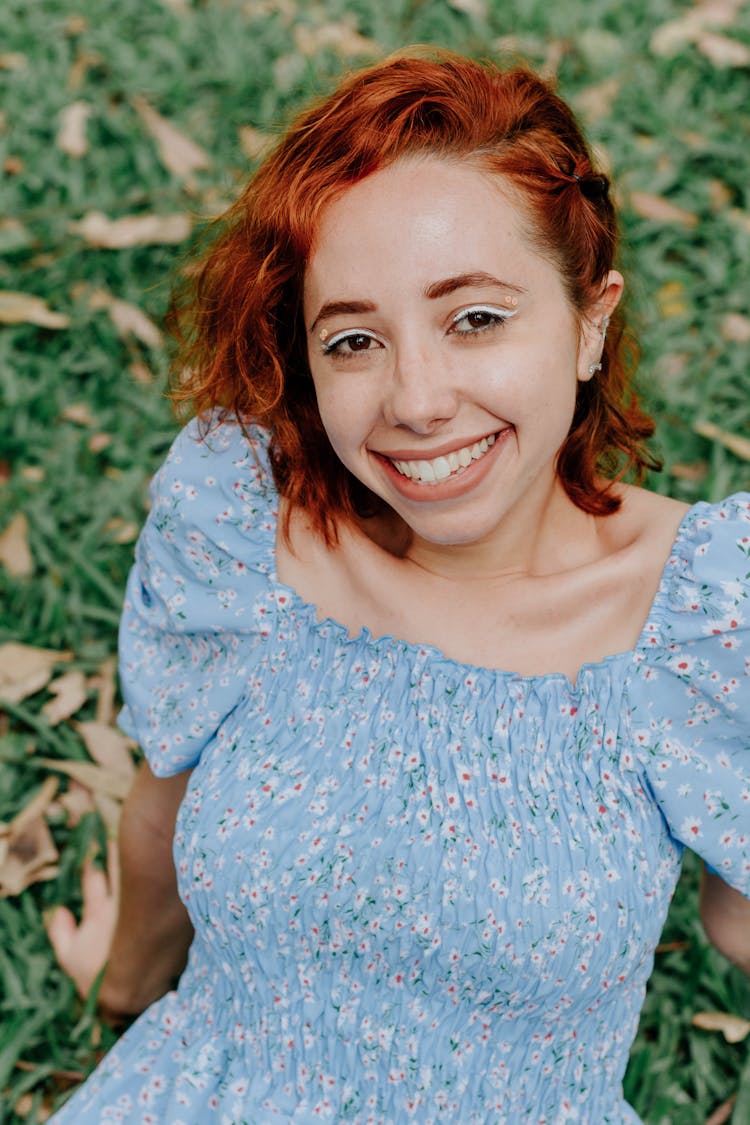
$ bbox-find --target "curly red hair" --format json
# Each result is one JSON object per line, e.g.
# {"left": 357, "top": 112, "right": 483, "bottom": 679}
{"left": 171, "top": 48, "right": 659, "bottom": 543}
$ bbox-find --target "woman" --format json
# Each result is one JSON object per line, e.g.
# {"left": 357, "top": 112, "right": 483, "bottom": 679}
{"left": 48, "top": 49, "right": 749, "bottom": 1124}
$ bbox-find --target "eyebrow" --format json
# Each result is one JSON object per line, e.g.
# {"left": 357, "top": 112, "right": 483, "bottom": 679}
{"left": 308, "top": 272, "right": 526, "bottom": 334}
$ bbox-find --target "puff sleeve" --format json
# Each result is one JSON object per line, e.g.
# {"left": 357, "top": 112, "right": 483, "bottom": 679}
{"left": 627, "top": 493, "right": 750, "bottom": 896}
{"left": 117, "top": 416, "right": 276, "bottom": 776}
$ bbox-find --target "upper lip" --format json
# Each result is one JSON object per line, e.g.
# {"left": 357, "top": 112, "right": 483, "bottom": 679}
{"left": 372, "top": 428, "right": 507, "bottom": 462}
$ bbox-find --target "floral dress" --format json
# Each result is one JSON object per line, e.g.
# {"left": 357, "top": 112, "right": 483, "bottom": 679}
{"left": 50, "top": 417, "right": 750, "bottom": 1125}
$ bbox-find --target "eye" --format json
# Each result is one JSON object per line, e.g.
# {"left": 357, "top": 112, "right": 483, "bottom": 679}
{"left": 450, "top": 305, "right": 517, "bottom": 337}
{"left": 321, "top": 330, "right": 384, "bottom": 358}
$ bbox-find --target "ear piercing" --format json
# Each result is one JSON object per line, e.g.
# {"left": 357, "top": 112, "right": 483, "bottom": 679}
{"left": 588, "top": 361, "right": 602, "bottom": 375}
{"left": 601, "top": 315, "right": 610, "bottom": 337}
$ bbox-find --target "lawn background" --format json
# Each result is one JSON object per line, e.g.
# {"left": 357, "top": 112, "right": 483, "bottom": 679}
{"left": 1, "top": 0, "right": 750, "bottom": 1122}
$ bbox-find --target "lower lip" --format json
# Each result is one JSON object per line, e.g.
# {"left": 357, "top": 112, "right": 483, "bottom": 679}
{"left": 375, "top": 428, "right": 513, "bottom": 502}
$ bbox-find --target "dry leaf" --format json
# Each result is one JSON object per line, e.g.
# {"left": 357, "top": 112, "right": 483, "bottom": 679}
{"left": 57, "top": 101, "right": 92, "bottom": 157}
{"left": 20, "top": 465, "right": 45, "bottom": 482}
{"left": 0, "top": 512, "right": 33, "bottom": 577}
{"left": 90, "top": 657, "right": 117, "bottom": 724}
{"left": 708, "top": 179, "right": 733, "bottom": 211}
{"left": 88, "top": 287, "right": 162, "bottom": 348}
{"left": 0, "top": 53, "right": 27, "bottom": 70}
{"left": 64, "top": 15, "right": 88, "bottom": 35}
{"left": 42, "top": 670, "right": 88, "bottom": 725}
{"left": 55, "top": 780, "right": 95, "bottom": 826}
{"left": 657, "top": 280, "right": 689, "bottom": 318}
{"left": 721, "top": 312, "right": 750, "bottom": 342}
{"left": 88, "top": 432, "right": 112, "bottom": 453}
{"left": 129, "top": 360, "right": 154, "bottom": 385}
{"left": 650, "top": 0, "right": 746, "bottom": 56}
{"left": 447, "top": 0, "right": 488, "bottom": 17}
{"left": 75, "top": 720, "right": 136, "bottom": 779}
{"left": 104, "top": 517, "right": 139, "bottom": 544}
{"left": 0, "top": 290, "right": 70, "bottom": 329}
{"left": 133, "top": 96, "right": 211, "bottom": 179}
{"left": 670, "top": 461, "right": 708, "bottom": 482}
{"left": 692, "top": 1009, "right": 750, "bottom": 1043}
{"left": 293, "top": 22, "right": 380, "bottom": 59}
{"left": 728, "top": 207, "right": 750, "bottom": 234}
{"left": 36, "top": 757, "right": 133, "bottom": 801}
{"left": 629, "top": 191, "right": 699, "bottom": 227}
{"left": 0, "top": 778, "right": 59, "bottom": 896}
{"left": 696, "top": 30, "right": 750, "bottom": 65}
{"left": 238, "top": 124, "right": 272, "bottom": 161}
{"left": 67, "top": 49, "right": 103, "bottom": 90}
{"left": 0, "top": 643, "right": 71, "bottom": 704}
{"left": 71, "top": 210, "right": 192, "bottom": 248}
{"left": 703, "top": 1095, "right": 737, "bottom": 1125}
{"left": 94, "top": 792, "right": 123, "bottom": 835}
{"left": 61, "top": 401, "right": 94, "bottom": 426}
{"left": 694, "top": 420, "right": 750, "bottom": 461}
{"left": 573, "top": 79, "right": 621, "bottom": 125}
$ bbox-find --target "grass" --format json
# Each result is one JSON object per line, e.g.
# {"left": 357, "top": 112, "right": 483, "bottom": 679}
{"left": 1, "top": 0, "right": 749, "bottom": 1121}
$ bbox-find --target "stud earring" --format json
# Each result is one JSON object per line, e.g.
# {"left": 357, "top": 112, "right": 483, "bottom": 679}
{"left": 588, "top": 361, "right": 602, "bottom": 375}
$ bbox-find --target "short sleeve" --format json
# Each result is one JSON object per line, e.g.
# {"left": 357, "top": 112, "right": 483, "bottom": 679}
{"left": 117, "top": 415, "right": 277, "bottom": 776}
{"left": 627, "top": 493, "right": 750, "bottom": 896}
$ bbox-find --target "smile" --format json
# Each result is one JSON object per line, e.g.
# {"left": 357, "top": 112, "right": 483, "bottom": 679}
{"left": 389, "top": 434, "right": 497, "bottom": 484}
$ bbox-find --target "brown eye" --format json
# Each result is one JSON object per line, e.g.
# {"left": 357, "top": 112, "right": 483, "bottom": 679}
{"left": 466, "top": 310, "right": 493, "bottom": 329}
{"left": 348, "top": 334, "right": 372, "bottom": 351}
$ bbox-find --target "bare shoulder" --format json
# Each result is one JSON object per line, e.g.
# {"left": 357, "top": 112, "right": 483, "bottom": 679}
{"left": 604, "top": 484, "right": 691, "bottom": 555}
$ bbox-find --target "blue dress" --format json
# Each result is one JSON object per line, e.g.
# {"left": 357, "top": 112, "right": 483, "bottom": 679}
{"left": 51, "top": 417, "right": 750, "bottom": 1125}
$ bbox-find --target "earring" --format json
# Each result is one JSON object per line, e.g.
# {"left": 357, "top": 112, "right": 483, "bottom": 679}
{"left": 601, "top": 315, "right": 610, "bottom": 337}
{"left": 588, "top": 361, "right": 602, "bottom": 375}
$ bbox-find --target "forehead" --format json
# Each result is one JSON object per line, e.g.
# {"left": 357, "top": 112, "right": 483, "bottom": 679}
{"left": 303, "top": 157, "right": 559, "bottom": 305}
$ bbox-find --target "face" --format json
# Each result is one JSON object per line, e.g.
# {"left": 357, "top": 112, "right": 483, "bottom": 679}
{"left": 303, "top": 157, "right": 621, "bottom": 555}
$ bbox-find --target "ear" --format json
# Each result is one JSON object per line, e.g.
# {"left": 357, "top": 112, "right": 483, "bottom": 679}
{"left": 577, "top": 270, "right": 624, "bottom": 382}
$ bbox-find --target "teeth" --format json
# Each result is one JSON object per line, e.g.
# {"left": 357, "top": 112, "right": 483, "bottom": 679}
{"left": 389, "top": 433, "right": 499, "bottom": 484}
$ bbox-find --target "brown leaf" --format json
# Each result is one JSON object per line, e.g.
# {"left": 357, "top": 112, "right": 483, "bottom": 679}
{"left": 0, "top": 290, "right": 69, "bottom": 329}
{"left": 447, "top": 0, "right": 488, "bottom": 17}
{"left": 41, "top": 670, "right": 88, "bottom": 726}
{"left": 88, "top": 288, "right": 162, "bottom": 348}
{"left": 0, "top": 53, "right": 27, "bottom": 70}
{"left": 694, "top": 420, "right": 750, "bottom": 462}
{"left": 92, "top": 657, "right": 117, "bottom": 724}
{"left": 55, "top": 780, "right": 95, "bottom": 827}
{"left": 0, "top": 512, "right": 33, "bottom": 577}
{"left": 656, "top": 280, "right": 689, "bottom": 318}
{"left": 60, "top": 401, "right": 94, "bottom": 426}
{"left": 703, "top": 1095, "right": 737, "bottom": 1125}
{"left": 293, "top": 21, "right": 381, "bottom": 59}
{"left": 70, "top": 210, "right": 192, "bottom": 248}
{"left": 20, "top": 465, "right": 45, "bottom": 483}
{"left": 67, "top": 49, "right": 103, "bottom": 91}
{"left": 36, "top": 757, "right": 133, "bottom": 801}
{"left": 238, "top": 124, "right": 272, "bottom": 161}
{"left": 728, "top": 207, "right": 750, "bottom": 234}
{"left": 88, "top": 432, "right": 112, "bottom": 453}
{"left": 94, "top": 792, "right": 123, "bottom": 835}
{"left": 75, "top": 720, "right": 136, "bottom": 779}
{"left": 650, "top": 0, "right": 745, "bottom": 56}
{"left": 133, "top": 96, "right": 212, "bottom": 179}
{"left": 0, "top": 643, "right": 72, "bottom": 704}
{"left": 129, "top": 360, "right": 153, "bottom": 385}
{"left": 692, "top": 1009, "right": 750, "bottom": 1043}
{"left": 670, "top": 462, "right": 708, "bottom": 482}
{"left": 57, "top": 101, "right": 92, "bottom": 157}
{"left": 629, "top": 191, "right": 699, "bottom": 227}
{"left": 103, "top": 517, "right": 140, "bottom": 544}
{"left": 0, "top": 778, "right": 59, "bottom": 896}
{"left": 696, "top": 30, "right": 750, "bottom": 66}
{"left": 721, "top": 312, "right": 750, "bottom": 342}
{"left": 573, "top": 78, "right": 621, "bottom": 125}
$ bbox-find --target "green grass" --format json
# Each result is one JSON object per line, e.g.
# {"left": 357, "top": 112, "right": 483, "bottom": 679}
{"left": 1, "top": 1, "right": 749, "bottom": 1122}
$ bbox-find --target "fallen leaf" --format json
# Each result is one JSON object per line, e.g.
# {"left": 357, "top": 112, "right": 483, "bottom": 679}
{"left": 20, "top": 465, "right": 45, "bottom": 482}
{"left": 447, "top": 0, "right": 488, "bottom": 17}
{"left": 0, "top": 643, "right": 71, "bottom": 704}
{"left": 75, "top": 720, "right": 136, "bottom": 778}
{"left": 728, "top": 207, "right": 750, "bottom": 234}
{"left": 703, "top": 1095, "right": 737, "bottom": 1125}
{"left": 0, "top": 290, "right": 70, "bottom": 329}
{"left": 629, "top": 191, "right": 699, "bottom": 227}
{"left": 36, "top": 757, "right": 133, "bottom": 801}
{"left": 573, "top": 78, "right": 621, "bottom": 125}
{"left": 88, "top": 287, "right": 162, "bottom": 348}
{"left": 42, "top": 670, "right": 88, "bottom": 725}
{"left": 92, "top": 657, "right": 117, "bottom": 724}
{"left": 55, "top": 780, "right": 95, "bottom": 826}
{"left": 293, "top": 21, "right": 380, "bottom": 59}
{"left": 708, "top": 179, "right": 733, "bottom": 211}
{"left": 104, "top": 517, "right": 140, "bottom": 544}
{"left": 657, "top": 280, "right": 689, "bottom": 318}
{"left": 670, "top": 462, "right": 708, "bottom": 482}
{"left": 129, "top": 360, "right": 154, "bottom": 385}
{"left": 0, "top": 53, "right": 27, "bottom": 70}
{"left": 694, "top": 420, "right": 750, "bottom": 461}
{"left": 692, "top": 1009, "right": 750, "bottom": 1043}
{"left": 57, "top": 101, "right": 92, "bottom": 157}
{"left": 67, "top": 49, "right": 103, "bottom": 90}
{"left": 238, "top": 124, "right": 272, "bottom": 161}
{"left": 0, "top": 778, "right": 59, "bottom": 896}
{"left": 61, "top": 401, "right": 94, "bottom": 426}
{"left": 133, "top": 96, "right": 211, "bottom": 179}
{"left": 88, "top": 432, "right": 112, "bottom": 453}
{"left": 0, "top": 511, "right": 33, "bottom": 577}
{"left": 4, "top": 156, "right": 24, "bottom": 175}
{"left": 696, "top": 30, "right": 750, "bottom": 66}
{"left": 71, "top": 210, "right": 192, "bottom": 248}
{"left": 721, "top": 312, "right": 750, "bottom": 342}
{"left": 94, "top": 792, "right": 123, "bottom": 835}
{"left": 650, "top": 0, "right": 745, "bottom": 56}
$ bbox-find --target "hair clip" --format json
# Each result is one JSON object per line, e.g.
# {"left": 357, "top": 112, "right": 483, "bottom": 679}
{"left": 572, "top": 172, "right": 608, "bottom": 201}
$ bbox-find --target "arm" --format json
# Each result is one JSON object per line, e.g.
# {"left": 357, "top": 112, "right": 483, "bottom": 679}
{"left": 699, "top": 866, "right": 750, "bottom": 976}
{"left": 47, "top": 760, "right": 194, "bottom": 1021}
{"left": 98, "top": 760, "right": 194, "bottom": 1019}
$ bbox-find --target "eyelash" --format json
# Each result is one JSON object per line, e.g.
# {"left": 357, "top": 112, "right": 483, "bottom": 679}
{"left": 319, "top": 304, "right": 517, "bottom": 359}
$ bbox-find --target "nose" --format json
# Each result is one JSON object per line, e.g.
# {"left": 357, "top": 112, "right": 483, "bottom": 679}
{"left": 384, "top": 338, "right": 459, "bottom": 433}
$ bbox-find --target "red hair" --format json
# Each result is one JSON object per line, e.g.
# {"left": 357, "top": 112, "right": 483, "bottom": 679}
{"left": 171, "top": 48, "right": 659, "bottom": 543}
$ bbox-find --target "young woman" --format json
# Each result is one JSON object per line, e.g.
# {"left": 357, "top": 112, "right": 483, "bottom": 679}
{"left": 48, "top": 49, "right": 749, "bottom": 1124}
